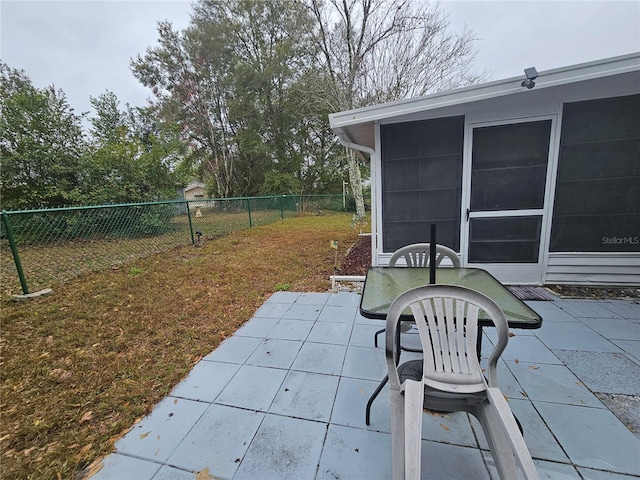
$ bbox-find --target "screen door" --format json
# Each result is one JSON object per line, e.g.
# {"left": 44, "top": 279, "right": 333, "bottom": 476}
{"left": 464, "top": 119, "right": 553, "bottom": 283}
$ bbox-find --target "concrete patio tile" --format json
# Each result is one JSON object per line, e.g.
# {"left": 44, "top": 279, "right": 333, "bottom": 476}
{"left": 169, "top": 361, "right": 240, "bottom": 402}
{"left": 166, "top": 404, "right": 264, "bottom": 478}
{"left": 471, "top": 397, "right": 569, "bottom": 463}
{"left": 611, "top": 339, "right": 640, "bottom": 362}
{"left": 267, "top": 319, "right": 314, "bottom": 341}
{"left": 291, "top": 342, "right": 347, "bottom": 375}
{"left": 152, "top": 465, "right": 194, "bottom": 480}
{"left": 317, "top": 424, "right": 392, "bottom": 480}
{"left": 245, "top": 338, "right": 303, "bottom": 369}
{"left": 579, "top": 467, "right": 640, "bottom": 479}
{"left": 525, "top": 301, "right": 578, "bottom": 322}
{"left": 580, "top": 317, "right": 640, "bottom": 341}
{"left": 488, "top": 359, "right": 529, "bottom": 399}
{"left": 233, "top": 316, "right": 279, "bottom": 338}
{"left": 294, "top": 292, "right": 331, "bottom": 305}
{"left": 282, "top": 303, "right": 323, "bottom": 320}
{"left": 533, "top": 401, "right": 640, "bottom": 475}
{"left": 349, "top": 323, "right": 385, "bottom": 348}
{"left": 202, "top": 335, "right": 262, "bottom": 364}
{"left": 215, "top": 365, "right": 287, "bottom": 411}
{"left": 89, "top": 453, "right": 161, "bottom": 480}
{"left": 307, "top": 321, "right": 353, "bottom": 345}
{"left": 332, "top": 376, "right": 391, "bottom": 432}
{"left": 114, "top": 396, "right": 208, "bottom": 463}
{"left": 326, "top": 291, "right": 362, "bottom": 307}
{"left": 342, "top": 345, "right": 387, "bottom": 381}
{"left": 269, "top": 370, "right": 339, "bottom": 422}
{"left": 316, "top": 305, "right": 357, "bottom": 323}
{"left": 553, "top": 350, "right": 640, "bottom": 395}
{"left": 419, "top": 440, "right": 490, "bottom": 479}
{"left": 252, "top": 301, "right": 292, "bottom": 318}
{"left": 598, "top": 300, "right": 640, "bottom": 320}
{"left": 234, "top": 414, "right": 326, "bottom": 480}
{"left": 482, "top": 451, "right": 579, "bottom": 479}
{"left": 507, "top": 361, "right": 604, "bottom": 407}
{"left": 554, "top": 300, "right": 623, "bottom": 319}
{"left": 420, "top": 410, "right": 479, "bottom": 447}
{"left": 264, "top": 291, "right": 300, "bottom": 303}
{"left": 535, "top": 321, "right": 623, "bottom": 352}
{"left": 500, "top": 335, "right": 563, "bottom": 365}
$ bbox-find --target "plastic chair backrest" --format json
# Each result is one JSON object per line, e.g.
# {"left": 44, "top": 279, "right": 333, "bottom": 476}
{"left": 389, "top": 243, "right": 460, "bottom": 268}
{"left": 385, "top": 285, "right": 509, "bottom": 394}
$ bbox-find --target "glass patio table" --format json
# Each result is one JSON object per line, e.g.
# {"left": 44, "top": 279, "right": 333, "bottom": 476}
{"left": 360, "top": 266, "right": 542, "bottom": 329}
{"left": 360, "top": 266, "right": 543, "bottom": 425}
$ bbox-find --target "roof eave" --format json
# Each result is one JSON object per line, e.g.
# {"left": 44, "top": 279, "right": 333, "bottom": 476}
{"left": 328, "top": 52, "right": 640, "bottom": 130}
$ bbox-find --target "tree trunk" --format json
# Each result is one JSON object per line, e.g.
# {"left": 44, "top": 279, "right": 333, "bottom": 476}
{"left": 346, "top": 148, "right": 366, "bottom": 219}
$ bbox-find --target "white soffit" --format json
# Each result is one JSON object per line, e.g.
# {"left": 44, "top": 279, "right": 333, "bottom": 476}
{"left": 329, "top": 52, "right": 640, "bottom": 148}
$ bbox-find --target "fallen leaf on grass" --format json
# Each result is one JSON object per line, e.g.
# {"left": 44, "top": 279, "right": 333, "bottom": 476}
{"left": 83, "top": 459, "right": 104, "bottom": 479}
{"left": 22, "top": 446, "right": 37, "bottom": 456}
{"left": 79, "top": 444, "right": 93, "bottom": 456}
{"left": 79, "top": 411, "right": 93, "bottom": 424}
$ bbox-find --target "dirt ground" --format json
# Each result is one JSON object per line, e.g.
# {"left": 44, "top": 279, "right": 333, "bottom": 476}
{"left": 340, "top": 236, "right": 639, "bottom": 300}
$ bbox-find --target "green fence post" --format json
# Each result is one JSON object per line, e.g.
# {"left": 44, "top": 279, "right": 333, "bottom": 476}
{"left": 1, "top": 211, "right": 29, "bottom": 294}
{"left": 186, "top": 202, "right": 195, "bottom": 245}
{"left": 280, "top": 195, "right": 285, "bottom": 219}
{"left": 247, "top": 197, "right": 253, "bottom": 227}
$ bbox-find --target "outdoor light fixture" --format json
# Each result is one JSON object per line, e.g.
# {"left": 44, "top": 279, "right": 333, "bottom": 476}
{"left": 521, "top": 67, "right": 538, "bottom": 89}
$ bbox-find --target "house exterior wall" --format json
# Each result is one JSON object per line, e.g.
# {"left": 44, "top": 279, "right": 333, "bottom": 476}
{"left": 370, "top": 72, "right": 639, "bottom": 285}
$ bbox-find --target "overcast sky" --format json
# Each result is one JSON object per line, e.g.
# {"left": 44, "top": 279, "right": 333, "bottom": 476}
{"left": 1, "top": 0, "right": 639, "bottom": 123}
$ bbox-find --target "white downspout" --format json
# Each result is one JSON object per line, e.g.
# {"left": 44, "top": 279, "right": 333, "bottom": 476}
{"left": 337, "top": 133, "right": 378, "bottom": 267}
{"left": 336, "top": 133, "right": 376, "bottom": 158}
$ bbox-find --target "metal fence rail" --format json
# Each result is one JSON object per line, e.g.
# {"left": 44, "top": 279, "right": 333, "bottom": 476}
{"left": 1, "top": 194, "right": 351, "bottom": 295}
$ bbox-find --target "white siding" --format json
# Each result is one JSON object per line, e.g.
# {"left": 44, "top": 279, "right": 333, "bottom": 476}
{"left": 545, "top": 253, "right": 640, "bottom": 285}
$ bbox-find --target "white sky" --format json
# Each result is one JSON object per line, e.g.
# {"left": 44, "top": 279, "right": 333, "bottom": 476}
{"left": 1, "top": 0, "right": 639, "bottom": 122}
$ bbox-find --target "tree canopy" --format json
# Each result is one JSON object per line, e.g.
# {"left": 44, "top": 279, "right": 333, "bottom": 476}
{"left": 1, "top": 0, "right": 485, "bottom": 211}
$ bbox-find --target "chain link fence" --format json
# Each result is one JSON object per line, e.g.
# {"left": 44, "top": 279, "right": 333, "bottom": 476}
{"left": 1, "top": 194, "right": 352, "bottom": 295}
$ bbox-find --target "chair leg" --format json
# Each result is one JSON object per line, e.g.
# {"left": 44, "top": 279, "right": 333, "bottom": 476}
{"left": 366, "top": 375, "right": 389, "bottom": 425}
{"left": 472, "top": 403, "right": 519, "bottom": 480}
{"left": 404, "top": 380, "right": 424, "bottom": 480}
{"left": 374, "top": 327, "right": 385, "bottom": 347}
{"left": 390, "top": 387, "right": 406, "bottom": 480}
{"left": 486, "top": 388, "right": 539, "bottom": 480}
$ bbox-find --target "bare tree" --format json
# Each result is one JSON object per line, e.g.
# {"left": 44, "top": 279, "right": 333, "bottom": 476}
{"left": 302, "top": 0, "right": 486, "bottom": 219}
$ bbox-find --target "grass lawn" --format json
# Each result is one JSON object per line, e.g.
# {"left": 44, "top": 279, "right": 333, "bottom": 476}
{"left": 0, "top": 213, "right": 360, "bottom": 480}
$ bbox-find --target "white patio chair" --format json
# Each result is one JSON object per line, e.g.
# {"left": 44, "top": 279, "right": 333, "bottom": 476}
{"left": 374, "top": 243, "right": 459, "bottom": 348}
{"left": 386, "top": 285, "right": 539, "bottom": 480}
{"left": 388, "top": 242, "right": 461, "bottom": 269}
{"left": 366, "top": 243, "right": 461, "bottom": 425}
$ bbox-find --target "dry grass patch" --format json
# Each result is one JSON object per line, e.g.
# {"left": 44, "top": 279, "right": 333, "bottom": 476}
{"left": 0, "top": 213, "right": 359, "bottom": 480}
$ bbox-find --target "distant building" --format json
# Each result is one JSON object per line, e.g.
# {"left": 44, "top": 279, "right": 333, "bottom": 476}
{"left": 182, "top": 182, "right": 208, "bottom": 210}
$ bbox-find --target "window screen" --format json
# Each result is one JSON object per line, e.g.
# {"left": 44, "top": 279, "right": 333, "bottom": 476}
{"left": 471, "top": 121, "right": 551, "bottom": 211}
{"left": 550, "top": 94, "right": 640, "bottom": 252}
{"left": 469, "top": 216, "right": 542, "bottom": 263}
{"left": 381, "top": 116, "right": 464, "bottom": 252}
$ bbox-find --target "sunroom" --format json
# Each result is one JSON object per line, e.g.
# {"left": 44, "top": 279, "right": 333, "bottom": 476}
{"left": 329, "top": 53, "right": 640, "bottom": 285}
